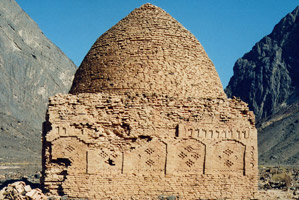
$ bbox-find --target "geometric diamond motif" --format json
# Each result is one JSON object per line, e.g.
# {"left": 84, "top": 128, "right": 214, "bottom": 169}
{"left": 144, "top": 148, "right": 155, "bottom": 155}
{"left": 65, "top": 145, "right": 75, "bottom": 152}
{"left": 224, "top": 160, "right": 234, "bottom": 167}
{"left": 185, "top": 159, "right": 195, "bottom": 167}
{"left": 145, "top": 159, "right": 155, "bottom": 167}
{"left": 191, "top": 153, "right": 200, "bottom": 160}
{"left": 99, "top": 151, "right": 108, "bottom": 158}
{"left": 178, "top": 152, "right": 187, "bottom": 159}
{"left": 184, "top": 145, "right": 193, "bottom": 152}
{"left": 223, "top": 149, "right": 233, "bottom": 156}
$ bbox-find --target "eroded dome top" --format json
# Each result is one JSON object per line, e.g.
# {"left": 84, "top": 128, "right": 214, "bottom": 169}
{"left": 70, "top": 3, "right": 226, "bottom": 98}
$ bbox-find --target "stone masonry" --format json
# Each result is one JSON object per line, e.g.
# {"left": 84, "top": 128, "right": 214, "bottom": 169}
{"left": 42, "top": 4, "right": 258, "bottom": 199}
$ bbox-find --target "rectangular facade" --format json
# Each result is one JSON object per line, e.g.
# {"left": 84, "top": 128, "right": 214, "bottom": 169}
{"left": 42, "top": 93, "right": 258, "bottom": 199}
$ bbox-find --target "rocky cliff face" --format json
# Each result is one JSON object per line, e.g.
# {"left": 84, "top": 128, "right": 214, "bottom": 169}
{"left": 225, "top": 6, "right": 299, "bottom": 165}
{"left": 0, "top": 0, "right": 76, "bottom": 173}
{"left": 225, "top": 6, "right": 299, "bottom": 120}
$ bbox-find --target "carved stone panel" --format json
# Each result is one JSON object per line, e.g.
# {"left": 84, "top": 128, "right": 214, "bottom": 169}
{"left": 124, "top": 139, "right": 167, "bottom": 175}
{"left": 168, "top": 139, "right": 205, "bottom": 174}
{"left": 87, "top": 147, "right": 123, "bottom": 174}
{"left": 51, "top": 137, "right": 87, "bottom": 173}
{"left": 211, "top": 140, "right": 245, "bottom": 174}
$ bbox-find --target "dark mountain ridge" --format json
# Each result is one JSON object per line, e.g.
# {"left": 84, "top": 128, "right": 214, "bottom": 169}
{"left": 225, "top": 6, "right": 299, "bottom": 165}
{"left": 225, "top": 6, "right": 299, "bottom": 120}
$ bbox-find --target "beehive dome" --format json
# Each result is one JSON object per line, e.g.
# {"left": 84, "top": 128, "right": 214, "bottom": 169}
{"left": 70, "top": 3, "right": 226, "bottom": 98}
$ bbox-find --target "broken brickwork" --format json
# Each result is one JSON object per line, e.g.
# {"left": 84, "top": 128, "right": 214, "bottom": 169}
{"left": 42, "top": 3, "right": 258, "bottom": 199}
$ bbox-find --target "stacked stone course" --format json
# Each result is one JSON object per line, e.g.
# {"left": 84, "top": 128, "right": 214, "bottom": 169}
{"left": 42, "top": 3, "right": 258, "bottom": 199}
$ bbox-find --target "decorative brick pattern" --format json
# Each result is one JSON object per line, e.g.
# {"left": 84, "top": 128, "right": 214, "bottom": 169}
{"left": 124, "top": 139, "right": 167, "bottom": 174}
{"left": 169, "top": 139, "right": 205, "bottom": 174}
{"left": 212, "top": 140, "right": 246, "bottom": 174}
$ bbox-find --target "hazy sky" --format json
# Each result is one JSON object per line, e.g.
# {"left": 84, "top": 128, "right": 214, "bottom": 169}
{"left": 16, "top": 0, "right": 298, "bottom": 87}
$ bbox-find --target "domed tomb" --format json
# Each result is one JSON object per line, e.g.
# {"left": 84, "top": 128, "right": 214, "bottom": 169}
{"left": 70, "top": 3, "right": 225, "bottom": 98}
{"left": 43, "top": 4, "right": 258, "bottom": 199}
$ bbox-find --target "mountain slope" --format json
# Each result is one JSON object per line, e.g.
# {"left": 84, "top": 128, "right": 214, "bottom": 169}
{"left": 225, "top": 6, "right": 299, "bottom": 120}
{"left": 225, "top": 6, "right": 299, "bottom": 165}
{"left": 258, "top": 102, "right": 299, "bottom": 165}
{"left": 0, "top": 0, "right": 76, "bottom": 173}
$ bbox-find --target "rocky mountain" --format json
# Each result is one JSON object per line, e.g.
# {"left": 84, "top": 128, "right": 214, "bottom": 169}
{"left": 225, "top": 6, "right": 299, "bottom": 165}
{"left": 0, "top": 0, "right": 76, "bottom": 175}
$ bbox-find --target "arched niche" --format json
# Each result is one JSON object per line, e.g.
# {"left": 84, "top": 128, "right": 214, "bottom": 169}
{"left": 87, "top": 145, "right": 123, "bottom": 175}
{"left": 124, "top": 139, "right": 167, "bottom": 175}
{"left": 51, "top": 137, "right": 87, "bottom": 174}
{"left": 209, "top": 140, "right": 245, "bottom": 175}
{"left": 167, "top": 138, "right": 206, "bottom": 175}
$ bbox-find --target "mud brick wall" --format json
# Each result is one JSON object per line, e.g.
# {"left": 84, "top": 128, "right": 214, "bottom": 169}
{"left": 42, "top": 93, "right": 258, "bottom": 199}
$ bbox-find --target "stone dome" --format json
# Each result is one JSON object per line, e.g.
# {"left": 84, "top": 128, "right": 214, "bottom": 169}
{"left": 70, "top": 3, "right": 226, "bottom": 98}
